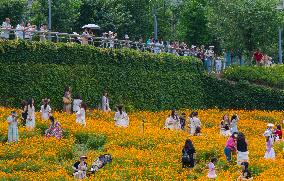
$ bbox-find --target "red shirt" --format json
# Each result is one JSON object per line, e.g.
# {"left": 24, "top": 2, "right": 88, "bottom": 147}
{"left": 254, "top": 52, "right": 263, "bottom": 62}
{"left": 275, "top": 130, "right": 283, "bottom": 139}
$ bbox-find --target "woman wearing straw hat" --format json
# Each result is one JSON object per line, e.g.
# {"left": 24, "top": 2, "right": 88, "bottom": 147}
{"left": 40, "top": 98, "right": 51, "bottom": 120}
{"left": 73, "top": 156, "right": 88, "bottom": 179}
{"left": 114, "top": 105, "right": 129, "bottom": 127}
{"left": 7, "top": 111, "right": 19, "bottom": 143}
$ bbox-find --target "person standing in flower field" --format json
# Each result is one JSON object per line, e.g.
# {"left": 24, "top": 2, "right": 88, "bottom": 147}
{"left": 181, "top": 139, "right": 195, "bottom": 168}
{"left": 26, "top": 98, "right": 36, "bottom": 129}
{"left": 179, "top": 112, "right": 186, "bottom": 131}
{"left": 21, "top": 100, "right": 28, "bottom": 126}
{"left": 164, "top": 109, "right": 180, "bottom": 130}
{"left": 63, "top": 86, "right": 72, "bottom": 114}
{"left": 45, "top": 116, "right": 63, "bottom": 139}
{"left": 224, "top": 133, "right": 238, "bottom": 162}
{"left": 189, "top": 112, "right": 201, "bottom": 135}
{"left": 7, "top": 111, "right": 19, "bottom": 143}
{"left": 102, "top": 91, "right": 111, "bottom": 112}
{"left": 76, "top": 102, "right": 87, "bottom": 127}
{"left": 207, "top": 158, "right": 218, "bottom": 179}
{"left": 263, "top": 130, "right": 275, "bottom": 159}
{"left": 114, "top": 105, "right": 129, "bottom": 127}
{"left": 230, "top": 114, "right": 239, "bottom": 133}
{"left": 73, "top": 93, "right": 82, "bottom": 113}
{"left": 236, "top": 132, "right": 249, "bottom": 165}
{"left": 40, "top": 98, "right": 51, "bottom": 120}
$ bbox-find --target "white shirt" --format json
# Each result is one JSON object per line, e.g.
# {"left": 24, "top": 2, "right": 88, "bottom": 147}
{"left": 73, "top": 99, "right": 82, "bottom": 113}
{"left": 15, "top": 24, "right": 24, "bottom": 39}
{"left": 1, "top": 22, "right": 12, "bottom": 39}
{"left": 40, "top": 105, "right": 51, "bottom": 120}
{"left": 114, "top": 111, "right": 129, "bottom": 127}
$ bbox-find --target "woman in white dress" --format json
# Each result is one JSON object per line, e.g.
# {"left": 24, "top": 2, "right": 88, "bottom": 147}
{"left": 40, "top": 98, "right": 51, "bottom": 120}
{"left": 164, "top": 109, "right": 180, "bottom": 130}
{"left": 189, "top": 112, "right": 201, "bottom": 135}
{"left": 76, "top": 102, "right": 87, "bottom": 126}
{"left": 102, "top": 91, "right": 111, "bottom": 112}
{"left": 263, "top": 131, "right": 275, "bottom": 159}
{"left": 7, "top": 111, "right": 19, "bottom": 143}
{"left": 231, "top": 114, "right": 239, "bottom": 133}
{"left": 26, "top": 98, "right": 36, "bottom": 129}
{"left": 73, "top": 93, "right": 82, "bottom": 113}
{"left": 114, "top": 105, "right": 129, "bottom": 127}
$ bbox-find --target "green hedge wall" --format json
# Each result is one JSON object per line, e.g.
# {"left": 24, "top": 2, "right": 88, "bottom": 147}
{"left": 0, "top": 40, "right": 284, "bottom": 111}
{"left": 224, "top": 66, "right": 284, "bottom": 89}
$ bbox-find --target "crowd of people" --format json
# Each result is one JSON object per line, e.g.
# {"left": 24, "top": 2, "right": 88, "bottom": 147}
{"left": 1, "top": 18, "right": 275, "bottom": 74}
{"left": 6, "top": 85, "right": 284, "bottom": 180}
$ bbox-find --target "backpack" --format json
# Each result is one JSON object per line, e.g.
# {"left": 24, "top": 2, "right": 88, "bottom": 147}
{"left": 182, "top": 149, "right": 192, "bottom": 163}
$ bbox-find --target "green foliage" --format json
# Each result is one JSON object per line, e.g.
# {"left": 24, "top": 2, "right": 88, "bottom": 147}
{"left": 31, "top": 0, "right": 82, "bottom": 32}
{"left": 1, "top": 40, "right": 284, "bottom": 110}
{"left": 208, "top": 0, "right": 283, "bottom": 55}
{"left": 224, "top": 66, "right": 284, "bottom": 89}
{"left": 86, "top": 134, "right": 107, "bottom": 150}
{"left": 74, "top": 132, "right": 107, "bottom": 150}
{"left": 202, "top": 75, "right": 284, "bottom": 110}
{"left": 0, "top": 0, "right": 27, "bottom": 25}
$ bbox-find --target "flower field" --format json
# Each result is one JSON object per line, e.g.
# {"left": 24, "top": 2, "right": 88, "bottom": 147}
{"left": 0, "top": 107, "right": 284, "bottom": 180}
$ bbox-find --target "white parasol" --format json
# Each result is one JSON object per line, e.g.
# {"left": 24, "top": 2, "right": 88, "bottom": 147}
{"left": 82, "top": 24, "right": 100, "bottom": 29}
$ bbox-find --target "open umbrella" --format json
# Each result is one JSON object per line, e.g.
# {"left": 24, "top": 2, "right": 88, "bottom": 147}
{"left": 82, "top": 24, "right": 100, "bottom": 29}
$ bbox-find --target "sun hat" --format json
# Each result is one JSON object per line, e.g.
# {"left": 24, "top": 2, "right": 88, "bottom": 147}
{"left": 267, "top": 123, "right": 274, "bottom": 127}
{"left": 80, "top": 155, "right": 87, "bottom": 159}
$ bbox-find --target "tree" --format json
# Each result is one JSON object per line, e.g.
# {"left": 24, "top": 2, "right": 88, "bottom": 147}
{"left": 208, "top": 0, "right": 284, "bottom": 56}
{"left": 0, "top": 0, "right": 28, "bottom": 26}
{"left": 177, "top": 0, "right": 212, "bottom": 45}
{"left": 31, "top": 0, "right": 82, "bottom": 32}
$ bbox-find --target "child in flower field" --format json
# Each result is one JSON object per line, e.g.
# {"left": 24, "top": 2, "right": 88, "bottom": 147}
{"left": 263, "top": 131, "right": 275, "bottom": 159}
{"left": 207, "top": 158, "right": 218, "bottom": 179}
{"left": 89, "top": 154, "right": 112, "bottom": 173}
{"left": 237, "top": 162, "right": 253, "bottom": 181}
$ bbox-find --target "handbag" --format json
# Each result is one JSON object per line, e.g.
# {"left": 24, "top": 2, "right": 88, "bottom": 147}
{"left": 63, "top": 97, "right": 71, "bottom": 104}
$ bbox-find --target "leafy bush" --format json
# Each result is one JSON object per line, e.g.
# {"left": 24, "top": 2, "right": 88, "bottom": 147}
{"left": 74, "top": 132, "right": 107, "bottom": 150}
{"left": 1, "top": 40, "right": 284, "bottom": 110}
{"left": 86, "top": 134, "right": 107, "bottom": 150}
{"left": 224, "top": 66, "right": 284, "bottom": 89}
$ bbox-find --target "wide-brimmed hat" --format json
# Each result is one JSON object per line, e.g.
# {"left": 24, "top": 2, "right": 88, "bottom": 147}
{"left": 11, "top": 111, "right": 18, "bottom": 117}
{"left": 267, "top": 123, "right": 274, "bottom": 127}
{"left": 209, "top": 46, "right": 214, "bottom": 48}
{"left": 80, "top": 155, "right": 87, "bottom": 159}
{"left": 42, "top": 98, "right": 50, "bottom": 103}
